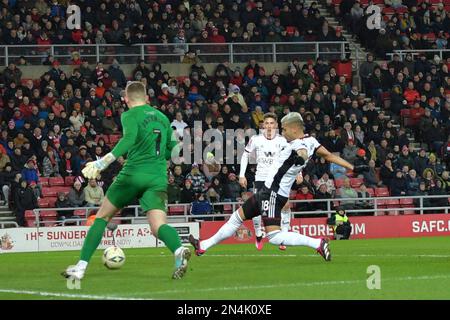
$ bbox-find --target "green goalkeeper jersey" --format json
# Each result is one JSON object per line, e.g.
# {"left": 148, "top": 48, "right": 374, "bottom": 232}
{"left": 111, "top": 104, "right": 177, "bottom": 176}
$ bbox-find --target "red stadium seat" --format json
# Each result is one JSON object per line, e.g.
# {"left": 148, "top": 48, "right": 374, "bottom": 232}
{"left": 399, "top": 198, "right": 414, "bottom": 207}
{"left": 375, "top": 187, "right": 390, "bottom": 197}
{"left": 223, "top": 204, "right": 233, "bottom": 213}
{"left": 286, "top": 26, "right": 296, "bottom": 36}
{"left": 42, "top": 187, "right": 57, "bottom": 197}
{"left": 47, "top": 197, "right": 57, "bottom": 208}
{"left": 403, "top": 210, "right": 416, "bottom": 215}
{"left": 49, "top": 177, "right": 64, "bottom": 186}
{"left": 38, "top": 198, "right": 49, "bottom": 208}
{"left": 366, "top": 188, "right": 375, "bottom": 197}
{"left": 109, "top": 135, "right": 121, "bottom": 145}
{"left": 169, "top": 205, "right": 185, "bottom": 215}
{"left": 334, "top": 179, "right": 345, "bottom": 188}
{"left": 40, "top": 177, "right": 49, "bottom": 186}
{"left": 95, "top": 134, "right": 109, "bottom": 144}
{"left": 74, "top": 209, "right": 87, "bottom": 217}
{"left": 350, "top": 178, "right": 364, "bottom": 188}
{"left": 65, "top": 176, "right": 75, "bottom": 186}
{"left": 54, "top": 186, "right": 71, "bottom": 195}
{"left": 40, "top": 210, "right": 57, "bottom": 218}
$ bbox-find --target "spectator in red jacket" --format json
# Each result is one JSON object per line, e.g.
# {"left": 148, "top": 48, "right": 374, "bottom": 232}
{"left": 403, "top": 81, "right": 420, "bottom": 106}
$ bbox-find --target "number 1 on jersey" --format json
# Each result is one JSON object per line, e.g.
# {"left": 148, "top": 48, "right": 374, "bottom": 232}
{"left": 153, "top": 129, "right": 161, "bottom": 156}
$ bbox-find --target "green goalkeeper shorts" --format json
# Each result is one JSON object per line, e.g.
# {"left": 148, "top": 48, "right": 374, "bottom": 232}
{"left": 106, "top": 172, "right": 168, "bottom": 212}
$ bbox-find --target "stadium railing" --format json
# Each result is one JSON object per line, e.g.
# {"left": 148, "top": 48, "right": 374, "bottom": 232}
{"left": 24, "top": 194, "right": 450, "bottom": 227}
{"left": 0, "top": 221, "right": 19, "bottom": 228}
{"left": 387, "top": 49, "right": 450, "bottom": 61}
{"left": 0, "top": 42, "right": 350, "bottom": 66}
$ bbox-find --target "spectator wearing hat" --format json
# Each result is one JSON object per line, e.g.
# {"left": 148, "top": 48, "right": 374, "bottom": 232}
{"left": 185, "top": 163, "right": 206, "bottom": 194}
{"left": 101, "top": 109, "right": 118, "bottom": 135}
{"left": 68, "top": 180, "right": 86, "bottom": 207}
{"left": 223, "top": 173, "right": 242, "bottom": 202}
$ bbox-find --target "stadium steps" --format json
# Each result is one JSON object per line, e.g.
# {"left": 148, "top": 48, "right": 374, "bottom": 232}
{"left": 304, "top": 0, "right": 369, "bottom": 61}
{"left": 0, "top": 205, "right": 16, "bottom": 227}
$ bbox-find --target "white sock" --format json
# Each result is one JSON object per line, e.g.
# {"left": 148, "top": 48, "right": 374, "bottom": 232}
{"left": 174, "top": 246, "right": 184, "bottom": 256}
{"left": 76, "top": 260, "right": 88, "bottom": 270}
{"left": 267, "top": 230, "right": 321, "bottom": 249}
{"left": 252, "top": 215, "right": 263, "bottom": 238}
{"left": 201, "top": 210, "right": 243, "bottom": 251}
{"left": 280, "top": 209, "right": 291, "bottom": 232}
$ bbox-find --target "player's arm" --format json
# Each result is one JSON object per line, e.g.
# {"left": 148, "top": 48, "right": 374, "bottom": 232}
{"left": 82, "top": 113, "right": 137, "bottom": 179}
{"left": 239, "top": 137, "right": 255, "bottom": 188}
{"left": 315, "top": 146, "right": 356, "bottom": 171}
{"left": 165, "top": 125, "right": 179, "bottom": 160}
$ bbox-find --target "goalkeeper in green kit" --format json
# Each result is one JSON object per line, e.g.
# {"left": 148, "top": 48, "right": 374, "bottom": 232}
{"left": 62, "top": 81, "right": 191, "bottom": 280}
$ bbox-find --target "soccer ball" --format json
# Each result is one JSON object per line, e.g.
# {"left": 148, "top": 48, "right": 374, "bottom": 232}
{"left": 102, "top": 246, "right": 125, "bottom": 269}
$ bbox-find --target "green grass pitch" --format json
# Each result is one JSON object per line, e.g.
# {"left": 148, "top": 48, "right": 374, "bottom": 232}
{"left": 1, "top": 236, "right": 449, "bottom": 300}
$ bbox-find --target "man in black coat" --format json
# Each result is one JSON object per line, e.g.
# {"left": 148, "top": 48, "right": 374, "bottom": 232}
{"left": 14, "top": 179, "right": 38, "bottom": 226}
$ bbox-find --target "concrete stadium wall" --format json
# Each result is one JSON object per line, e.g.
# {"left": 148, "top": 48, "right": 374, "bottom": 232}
{"left": 18, "top": 63, "right": 291, "bottom": 80}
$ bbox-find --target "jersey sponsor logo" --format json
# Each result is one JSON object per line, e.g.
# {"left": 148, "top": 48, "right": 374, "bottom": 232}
{"left": 258, "top": 158, "right": 274, "bottom": 165}
{"left": 263, "top": 151, "right": 275, "bottom": 157}
{"left": 233, "top": 225, "right": 253, "bottom": 241}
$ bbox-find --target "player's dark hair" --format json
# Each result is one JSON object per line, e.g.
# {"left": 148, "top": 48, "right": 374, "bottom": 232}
{"left": 263, "top": 112, "right": 277, "bottom": 121}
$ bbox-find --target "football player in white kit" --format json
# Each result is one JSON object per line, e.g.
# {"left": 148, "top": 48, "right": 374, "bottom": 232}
{"left": 190, "top": 112, "right": 368, "bottom": 260}
{"left": 239, "top": 112, "right": 294, "bottom": 251}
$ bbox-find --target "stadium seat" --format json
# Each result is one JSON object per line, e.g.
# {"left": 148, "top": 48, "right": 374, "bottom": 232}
{"left": 38, "top": 198, "right": 49, "bottom": 208}
{"left": 49, "top": 177, "right": 64, "bottom": 186}
{"left": 109, "top": 135, "right": 121, "bottom": 145}
{"left": 169, "top": 205, "right": 185, "bottom": 215}
{"left": 286, "top": 26, "right": 296, "bottom": 36}
{"left": 403, "top": 210, "right": 417, "bottom": 215}
{"left": 386, "top": 199, "right": 401, "bottom": 215}
{"left": 53, "top": 186, "right": 72, "bottom": 195}
{"left": 399, "top": 198, "right": 414, "bottom": 207}
{"left": 42, "top": 187, "right": 57, "bottom": 197}
{"left": 334, "top": 179, "right": 345, "bottom": 188}
{"left": 375, "top": 187, "right": 390, "bottom": 197}
{"left": 40, "top": 177, "right": 49, "bottom": 186}
{"left": 95, "top": 134, "right": 109, "bottom": 144}
{"left": 350, "top": 178, "right": 364, "bottom": 188}
{"left": 47, "top": 197, "right": 57, "bottom": 208}
{"left": 65, "top": 176, "right": 75, "bottom": 186}
{"left": 40, "top": 210, "right": 57, "bottom": 218}
{"left": 366, "top": 188, "right": 375, "bottom": 197}
{"left": 289, "top": 190, "right": 297, "bottom": 199}
{"left": 74, "top": 209, "right": 87, "bottom": 217}
{"left": 223, "top": 204, "right": 233, "bottom": 214}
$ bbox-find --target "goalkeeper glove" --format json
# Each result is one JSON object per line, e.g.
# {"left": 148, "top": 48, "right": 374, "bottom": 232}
{"left": 82, "top": 153, "right": 116, "bottom": 179}
{"left": 353, "top": 165, "right": 370, "bottom": 174}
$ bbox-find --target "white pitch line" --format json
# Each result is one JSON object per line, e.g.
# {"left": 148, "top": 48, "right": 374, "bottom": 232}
{"left": 0, "top": 289, "right": 150, "bottom": 300}
{"left": 146, "top": 274, "right": 450, "bottom": 296}
{"left": 126, "top": 253, "right": 450, "bottom": 258}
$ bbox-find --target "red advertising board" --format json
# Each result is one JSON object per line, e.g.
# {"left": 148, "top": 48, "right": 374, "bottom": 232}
{"left": 200, "top": 214, "right": 450, "bottom": 243}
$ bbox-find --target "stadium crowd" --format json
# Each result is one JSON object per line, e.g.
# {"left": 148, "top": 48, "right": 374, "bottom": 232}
{"left": 331, "top": 0, "right": 450, "bottom": 59}
{"left": 0, "top": 0, "right": 348, "bottom": 61}
{"left": 0, "top": 0, "right": 448, "bottom": 226}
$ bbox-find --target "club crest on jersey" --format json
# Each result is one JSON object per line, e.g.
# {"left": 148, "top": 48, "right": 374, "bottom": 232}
{"left": 234, "top": 225, "right": 252, "bottom": 241}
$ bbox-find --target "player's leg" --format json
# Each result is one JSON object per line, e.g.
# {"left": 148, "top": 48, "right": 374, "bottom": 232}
{"left": 62, "top": 197, "right": 120, "bottom": 279}
{"left": 278, "top": 202, "right": 292, "bottom": 251}
{"left": 62, "top": 175, "right": 133, "bottom": 279}
{"left": 252, "top": 181, "right": 265, "bottom": 250}
{"left": 141, "top": 189, "right": 191, "bottom": 279}
{"left": 189, "top": 193, "right": 259, "bottom": 255}
{"left": 263, "top": 192, "right": 331, "bottom": 261}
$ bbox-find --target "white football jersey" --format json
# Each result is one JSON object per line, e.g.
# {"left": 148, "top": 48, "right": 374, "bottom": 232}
{"left": 244, "top": 133, "right": 288, "bottom": 181}
{"left": 264, "top": 135, "right": 321, "bottom": 197}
